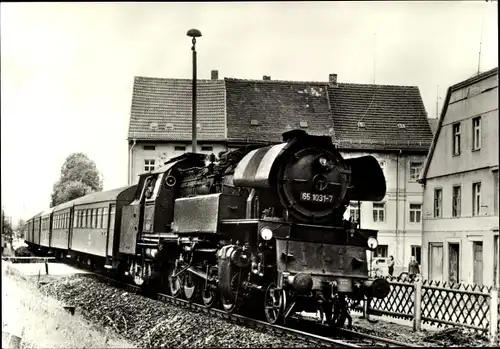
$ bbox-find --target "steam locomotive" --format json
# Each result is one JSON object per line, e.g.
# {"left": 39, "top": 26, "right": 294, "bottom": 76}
{"left": 24, "top": 130, "right": 390, "bottom": 326}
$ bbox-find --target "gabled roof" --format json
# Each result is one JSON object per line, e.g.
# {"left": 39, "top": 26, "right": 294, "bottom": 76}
{"left": 328, "top": 83, "right": 433, "bottom": 151}
{"left": 128, "top": 77, "right": 226, "bottom": 141}
{"left": 128, "top": 75, "right": 433, "bottom": 151}
{"left": 418, "top": 67, "right": 499, "bottom": 183}
{"left": 224, "top": 78, "right": 334, "bottom": 143}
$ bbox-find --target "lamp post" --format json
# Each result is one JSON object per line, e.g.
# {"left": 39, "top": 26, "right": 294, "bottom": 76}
{"left": 187, "top": 28, "right": 202, "bottom": 153}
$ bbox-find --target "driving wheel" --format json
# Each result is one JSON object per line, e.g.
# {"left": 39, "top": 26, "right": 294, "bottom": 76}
{"left": 168, "top": 268, "right": 182, "bottom": 298}
{"left": 264, "top": 283, "right": 286, "bottom": 324}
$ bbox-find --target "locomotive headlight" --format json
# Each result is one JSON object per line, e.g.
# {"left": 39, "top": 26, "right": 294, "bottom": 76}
{"left": 367, "top": 237, "right": 378, "bottom": 250}
{"left": 260, "top": 227, "right": 273, "bottom": 241}
{"left": 319, "top": 157, "right": 328, "bottom": 167}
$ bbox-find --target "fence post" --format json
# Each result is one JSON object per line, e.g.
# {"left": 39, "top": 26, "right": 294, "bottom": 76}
{"left": 490, "top": 288, "right": 498, "bottom": 344}
{"left": 44, "top": 259, "right": 49, "bottom": 275}
{"left": 413, "top": 279, "right": 422, "bottom": 332}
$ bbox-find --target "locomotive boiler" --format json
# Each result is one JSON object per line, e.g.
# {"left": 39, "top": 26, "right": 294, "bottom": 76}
{"left": 119, "top": 129, "right": 390, "bottom": 326}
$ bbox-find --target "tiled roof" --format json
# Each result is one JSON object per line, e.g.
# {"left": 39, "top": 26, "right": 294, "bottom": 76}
{"left": 128, "top": 77, "right": 226, "bottom": 141}
{"left": 224, "top": 78, "right": 334, "bottom": 143}
{"left": 328, "top": 83, "right": 433, "bottom": 151}
{"left": 128, "top": 75, "right": 433, "bottom": 151}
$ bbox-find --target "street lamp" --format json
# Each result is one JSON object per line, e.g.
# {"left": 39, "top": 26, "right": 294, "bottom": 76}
{"left": 187, "top": 28, "right": 202, "bottom": 153}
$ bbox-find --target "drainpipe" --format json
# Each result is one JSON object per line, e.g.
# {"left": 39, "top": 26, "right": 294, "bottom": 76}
{"left": 403, "top": 152, "right": 407, "bottom": 268}
{"left": 129, "top": 138, "right": 137, "bottom": 185}
{"left": 395, "top": 150, "right": 400, "bottom": 272}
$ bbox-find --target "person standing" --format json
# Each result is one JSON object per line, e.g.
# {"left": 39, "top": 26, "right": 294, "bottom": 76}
{"left": 388, "top": 255, "right": 395, "bottom": 277}
{"left": 408, "top": 256, "right": 420, "bottom": 281}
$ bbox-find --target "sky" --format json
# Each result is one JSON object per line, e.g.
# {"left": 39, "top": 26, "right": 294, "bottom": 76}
{"left": 1, "top": 1, "right": 498, "bottom": 226}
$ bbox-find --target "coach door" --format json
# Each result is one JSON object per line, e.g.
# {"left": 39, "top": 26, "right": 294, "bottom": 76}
{"left": 106, "top": 204, "right": 116, "bottom": 257}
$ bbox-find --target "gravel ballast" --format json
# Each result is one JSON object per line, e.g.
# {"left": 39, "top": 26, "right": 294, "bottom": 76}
{"left": 40, "top": 275, "right": 333, "bottom": 348}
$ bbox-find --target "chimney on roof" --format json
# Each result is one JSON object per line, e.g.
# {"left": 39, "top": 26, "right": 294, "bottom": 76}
{"left": 329, "top": 74, "right": 338, "bottom": 87}
{"left": 211, "top": 70, "right": 219, "bottom": 80}
{"left": 263, "top": 75, "right": 271, "bottom": 80}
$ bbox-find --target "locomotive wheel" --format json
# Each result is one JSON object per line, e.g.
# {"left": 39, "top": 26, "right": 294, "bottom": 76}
{"left": 201, "top": 287, "right": 216, "bottom": 308}
{"left": 183, "top": 274, "right": 197, "bottom": 302}
{"left": 264, "top": 283, "right": 286, "bottom": 324}
{"left": 168, "top": 269, "right": 183, "bottom": 298}
{"left": 221, "top": 273, "right": 240, "bottom": 313}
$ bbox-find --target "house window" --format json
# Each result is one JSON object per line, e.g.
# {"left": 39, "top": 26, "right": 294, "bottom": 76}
{"left": 472, "top": 116, "right": 481, "bottom": 151}
{"left": 374, "top": 245, "right": 388, "bottom": 258}
{"left": 452, "top": 123, "right": 461, "bottom": 155}
{"left": 409, "top": 203, "right": 422, "bottom": 223}
{"left": 472, "top": 182, "right": 481, "bottom": 216}
{"left": 143, "top": 145, "right": 156, "bottom": 151}
{"left": 410, "top": 162, "right": 423, "bottom": 181}
{"left": 174, "top": 146, "right": 186, "bottom": 151}
{"left": 144, "top": 159, "right": 155, "bottom": 172}
{"left": 411, "top": 245, "right": 422, "bottom": 265}
{"left": 349, "top": 202, "right": 360, "bottom": 222}
{"left": 373, "top": 203, "right": 385, "bottom": 222}
{"left": 434, "top": 188, "right": 442, "bottom": 218}
{"left": 201, "top": 146, "right": 213, "bottom": 152}
{"left": 452, "top": 185, "right": 461, "bottom": 217}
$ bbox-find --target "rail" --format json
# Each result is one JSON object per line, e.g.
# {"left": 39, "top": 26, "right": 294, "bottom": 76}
{"left": 8, "top": 257, "right": 414, "bottom": 348}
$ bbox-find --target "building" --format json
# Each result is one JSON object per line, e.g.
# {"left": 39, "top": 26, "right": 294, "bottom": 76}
{"left": 127, "top": 72, "right": 434, "bottom": 275}
{"left": 419, "top": 67, "right": 499, "bottom": 287}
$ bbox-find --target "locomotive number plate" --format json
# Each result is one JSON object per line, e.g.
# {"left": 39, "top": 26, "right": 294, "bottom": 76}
{"left": 300, "top": 192, "right": 334, "bottom": 203}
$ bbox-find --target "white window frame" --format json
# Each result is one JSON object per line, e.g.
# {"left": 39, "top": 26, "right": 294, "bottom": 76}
{"left": 472, "top": 116, "right": 481, "bottom": 151}
{"left": 434, "top": 188, "right": 442, "bottom": 218}
{"left": 144, "top": 159, "right": 155, "bottom": 172}
{"left": 409, "top": 203, "right": 422, "bottom": 223}
{"left": 452, "top": 185, "right": 461, "bottom": 218}
{"left": 409, "top": 162, "right": 423, "bottom": 182}
{"left": 373, "top": 203, "right": 385, "bottom": 222}
{"left": 472, "top": 182, "right": 481, "bottom": 216}
{"left": 348, "top": 202, "right": 360, "bottom": 222}
{"left": 452, "top": 123, "right": 461, "bottom": 156}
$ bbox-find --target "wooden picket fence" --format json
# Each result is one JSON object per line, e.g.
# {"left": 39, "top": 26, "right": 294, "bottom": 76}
{"left": 349, "top": 276, "right": 499, "bottom": 344}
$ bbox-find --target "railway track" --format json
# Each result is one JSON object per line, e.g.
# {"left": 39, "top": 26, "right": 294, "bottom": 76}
{"left": 4, "top": 257, "right": 416, "bottom": 347}
{"left": 90, "top": 271, "right": 416, "bottom": 348}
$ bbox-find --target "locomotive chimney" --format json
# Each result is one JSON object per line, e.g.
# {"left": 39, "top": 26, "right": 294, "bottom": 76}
{"left": 263, "top": 75, "right": 271, "bottom": 80}
{"left": 211, "top": 70, "right": 218, "bottom": 80}
{"left": 329, "top": 73, "right": 338, "bottom": 87}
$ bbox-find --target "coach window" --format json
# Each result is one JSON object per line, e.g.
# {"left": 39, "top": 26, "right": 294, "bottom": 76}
{"left": 85, "top": 209, "right": 89, "bottom": 228}
{"left": 74, "top": 212, "right": 78, "bottom": 228}
{"left": 102, "top": 208, "right": 109, "bottom": 229}
{"left": 97, "top": 208, "right": 102, "bottom": 228}
{"left": 109, "top": 206, "right": 116, "bottom": 230}
{"left": 92, "top": 208, "right": 97, "bottom": 228}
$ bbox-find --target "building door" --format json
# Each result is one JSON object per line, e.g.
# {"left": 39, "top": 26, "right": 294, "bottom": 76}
{"left": 429, "top": 243, "right": 443, "bottom": 281}
{"left": 448, "top": 243, "right": 460, "bottom": 284}
{"left": 473, "top": 242, "right": 483, "bottom": 285}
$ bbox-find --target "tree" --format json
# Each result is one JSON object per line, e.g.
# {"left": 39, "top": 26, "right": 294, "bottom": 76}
{"left": 15, "top": 218, "right": 26, "bottom": 239}
{"left": 51, "top": 153, "right": 103, "bottom": 207}
{"left": 2, "top": 209, "right": 13, "bottom": 246}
